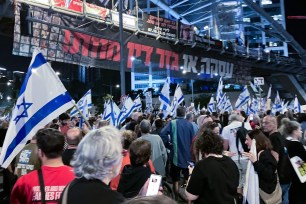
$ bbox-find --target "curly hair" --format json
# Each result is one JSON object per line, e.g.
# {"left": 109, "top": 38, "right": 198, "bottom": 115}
{"left": 199, "top": 132, "right": 224, "bottom": 155}
{"left": 195, "top": 121, "right": 219, "bottom": 151}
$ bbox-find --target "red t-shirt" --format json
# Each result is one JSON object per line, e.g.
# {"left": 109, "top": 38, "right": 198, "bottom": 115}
{"left": 11, "top": 165, "right": 75, "bottom": 204}
{"left": 110, "top": 150, "right": 155, "bottom": 191}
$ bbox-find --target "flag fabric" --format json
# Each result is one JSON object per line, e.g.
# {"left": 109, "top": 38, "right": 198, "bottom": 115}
{"left": 208, "top": 95, "right": 216, "bottom": 113}
{"left": 159, "top": 79, "right": 171, "bottom": 118}
{"left": 102, "top": 100, "right": 120, "bottom": 126}
{"left": 249, "top": 97, "right": 259, "bottom": 114}
{"left": 216, "top": 77, "right": 223, "bottom": 105}
{"left": 267, "top": 84, "right": 272, "bottom": 99}
{"left": 224, "top": 96, "right": 233, "bottom": 113}
{"left": 294, "top": 95, "right": 301, "bottom": 113}
{"left": 170, "top": 85, "right": 184, "bottom": 116}
{"left": 235, "top": 86, "right": 250, "bottom": 109}
{"left": 117, "top": 97, "right": 136, "bottom": 125}
{"left": 217, "top": 93, "right": 227, "bottom": 111}
{"left": 282, "top": 101, "right": 289, "bottom": 114}
{"left": 133, "top": 95, "right": 142, "bottom": 111}
{"left": 274, "top": 91, "right": 282, "bottom": 113}
{"left": 70, "top": 89, "right": 92, "bottom": 117}
{"left": 145, "top": 91, "right": 153, "bottom": 113}
{"left": 243, "top": 139, "right": 260, "bottom": 204}
{"left": 101, "top": 99, "right": 109, "bottom": 119}
{"left": 196, "top": 103, "right": 201, "bottom": 115}
{"left": 0, "top": 50, "right": 74, "bottom": 168}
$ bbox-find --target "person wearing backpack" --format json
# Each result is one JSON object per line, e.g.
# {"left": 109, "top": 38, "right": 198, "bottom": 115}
{"left": 221, "top": 113, "right": 252, "bottom": 196}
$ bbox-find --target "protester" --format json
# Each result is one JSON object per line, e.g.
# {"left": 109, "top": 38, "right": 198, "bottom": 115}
{"left": 244, "top": 129, "right": 281, "bottom": 204}
{"left": 117, "top": 139, "right": 154, "bottom": 198}
{"left": 281, "top": 118, "right": 306, "bottom": 204}
{"left": 262, "top": 115, "right": 291, "bottom": 203}
{"left": 95, "top": 119, "right": 109, "bottom": 129}
{"left": 151, "top": 118, "right": 164, "bottom": 136}
{"left": 160, "top": 106, "right": 195, "bottom": 200}
{"left": 221, "top": 113, "right": 252, "bottom": 195}
{"left": 110, "top": 130, "right": 155, "bottom": 191}
{"left": 59, "top": 126, "right": 124, "bottom": 204}
{"left": 14, "top": 135, "right": 41, "bottom": 178}
{"left": 11, "top": 128, "right": 75, "bottom": 204}
{"left": 186, "top": 133, "right": 239, "bottom": 203}
{"left": 186, "top": 112, "right": 199, "bottom": 134}
{"left": 137, "top": 120, "right": 167, "bottom": 177}
{"left": 61, "top": 127, "right": 83, "bottom": 166}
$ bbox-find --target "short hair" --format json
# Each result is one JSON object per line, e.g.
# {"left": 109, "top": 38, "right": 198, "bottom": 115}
{"left": 279, "top": 118, "right": 300, "bottom": 136}
{"left": 66, "top": 127, "right": 83, "bottom": 146}
{"left": 197, "top": 115, "right": 212, "bottom": 128}
{"left": 186, "top": 112, "right": 194, "bottom": 121}
{"left": 248, "top": 129, "right": 272, "bottom": 152}
{"left": 124, "top": 195, "right": 177, "bottom": 204}
{"left": 140, "top": 120, "right": 151, "bottom": 134}
{"left": 71, "top": 126, "right": 122, "bottom": 180}
{"left": 122, "top": 130, "right": 137, "bottom": 149}
{"left": 154, "top": 119, "right": 163, "bottom": 129}
{"left": 195, "top": 121, "right": 220, "bottom": 152}
{"left": 198, "top": 133, "right": 224, "bottom": 155}
{"left": 229, "top": 113, "right": 241, "bottom": 123}
{"left": 59, "top": 113, "right": 70, "bottom": 121}
{"left": 129, "top": 139, "right": 151, "bottom": 167}
{"left": 36, "top": 128, "right": 65, "bottom": 158}
{"left": 49, "top": 123, "right": 59, "bottom": 130}
{"left": 176, "top": 106, "right": 186, "bottom": 117}
{"left": 96, "top": 119, "right": 109, "bottom": 128}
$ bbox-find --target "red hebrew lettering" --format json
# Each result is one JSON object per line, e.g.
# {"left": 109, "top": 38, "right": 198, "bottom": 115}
{"left": 106, "top": 41, "right": 120, "bottom": 61}
{"left": 171, "top": 52, "right": 179, "bottom": 71}
{"left": 127, "top": 42, "right": 135, "bottom": 68}
{"left": 74, "top": 32, "right": 92, "bottom": 57}
{"left": 156, "top": 48, "right": 165, "bottom": 68}
{"left": 141, "top": 45, "right": 153, "bottom": 66}
{"left": 90, "top": 37, "right": 109, "bottom": 59}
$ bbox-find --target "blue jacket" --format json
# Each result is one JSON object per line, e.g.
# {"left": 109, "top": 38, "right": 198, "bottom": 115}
{"left": 160, "top": 118, "right": 195, "bottom": 168}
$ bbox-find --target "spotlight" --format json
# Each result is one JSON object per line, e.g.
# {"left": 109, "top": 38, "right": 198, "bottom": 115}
{"left": 156, "top": 35, "right": 161, "bottom": 40}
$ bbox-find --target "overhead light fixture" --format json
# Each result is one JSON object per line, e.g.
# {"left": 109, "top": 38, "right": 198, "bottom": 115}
{"left": 156, "top": 35, "right": 161, "bottom": 40}
{"left": 174, "top": 39, "right": 179, "bottom": 45}
{"left": 0, "top": 67, "right": 7, "bottom": 71}
{"left": 135, "top": 30, "right": 139, "bottom": 35}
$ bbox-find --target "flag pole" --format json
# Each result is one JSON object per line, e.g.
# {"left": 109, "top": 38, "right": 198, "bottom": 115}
{"left": 73, "top": 104, "right": 92, "bottom": 129}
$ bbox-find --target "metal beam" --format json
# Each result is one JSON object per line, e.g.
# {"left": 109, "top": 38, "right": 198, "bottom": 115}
{"left": 170, "top": 0, "right": 189, "bottom": 8}
{"left": 150, "top": 0, "right": 191, "bottom": 24}
{"left": 243, "top": 0, "right": 306, "bottom": 60}
{"left": 190, "top": 14, "right": 211, "bottom": 25}
{"left": 181, "top": 2, "right": 212, "bottom": 17}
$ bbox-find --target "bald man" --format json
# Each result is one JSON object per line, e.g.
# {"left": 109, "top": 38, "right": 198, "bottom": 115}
{"left": 61, "top": 127, "right": 83, "bottom": 166}
{"left": 262, "top": 115, "right": 290, "bottom": 204}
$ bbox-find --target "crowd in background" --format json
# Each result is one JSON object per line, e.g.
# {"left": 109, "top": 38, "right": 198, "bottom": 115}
{"left": 0, "top": 107, "right": 306, "bottom": 204}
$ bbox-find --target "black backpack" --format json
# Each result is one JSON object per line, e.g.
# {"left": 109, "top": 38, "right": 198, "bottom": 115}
{"left": 236, "top": 122, "right": 249, "bottom": 155}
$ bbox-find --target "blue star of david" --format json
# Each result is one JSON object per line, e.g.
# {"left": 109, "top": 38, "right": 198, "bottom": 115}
{"left": 122, "top": 106, "right": 127, "bottom": 113}
{"left": 13, "top": 97, "right": 33, "bottom": 124}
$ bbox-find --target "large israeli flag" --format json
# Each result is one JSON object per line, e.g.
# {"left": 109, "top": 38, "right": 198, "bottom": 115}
{"left": 294, "top": 95, "right": 301, "bottom": 113}
{"left": 235, "top": 86, "right": 250, "bottom": 109}
{"left": 159, "top": 78, "right": 171, "bottom": 117}
{"left": 243, "top": 139, "right": 260, "bottom": 204}
{"left": 70, "top": 89, "right": 92, "bottom": 117}
{"left": 170, "top": 85, "right": 184, "bottom": 116}
{"left": 0, "top": 50, "right": 74, "bottom": 168}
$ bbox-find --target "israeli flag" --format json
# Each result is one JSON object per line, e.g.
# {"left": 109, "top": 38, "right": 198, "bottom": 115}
{"left": 294, "top": 95, "right": 301, "bottom": 113}
{"left": 208, "top": 95, "right": 216, "bottom": 113}
{"left": 243, "top": 139, "right": 260, "bottom": 204}
{"left": 217, "top": 93, "right": 227, "bottom": 110}
{"left": 274, "top": 91, "right": 282, "bottom": 112}
{"left": 170, "top": 85, "right": 184, "bottom": 116}
{"left": 117, "top": 97, "right": 136, "bottom": 125}
{"left": 235, "top": 86, "right": 250, "bottom": 109}
{"left": 133, "top": 95, "right": 142, "bottom": 111}
{"left": 224, "top": 96, "right": 233, "bottom": 113}
{"left": 103, "top": 100, "right": 120, "bottom": 126}
{"left": 145, "top": 91, "right": 153, "bottom": 113}
{"left": 216, "top": 77, "right": 223, "bottom": 105}
{"left": 159, "top": 79, "right": 171, "bottom": 117}
{"left": 250, "top": 97, "right": 259, "bottom": 114}
{"left": 70, "top": 89, "right": 92, "bottom": 117}
{"left": 0, "top": 50, "right": 74, "bottom": 168}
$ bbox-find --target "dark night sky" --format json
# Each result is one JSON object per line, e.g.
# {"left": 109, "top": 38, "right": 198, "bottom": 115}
{"left": 284, "top": 0, "right": 306, "bottom": 50}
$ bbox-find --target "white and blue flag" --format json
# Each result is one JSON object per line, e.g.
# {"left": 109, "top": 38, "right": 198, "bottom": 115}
{"left": 70, "top": 89, "right": 92, "bottom": 117}
{"left": 159, "top": 78, "right": 171, "bottom": 117}
{"left": 0, "top": 50, "right": 74, "bottom": 168}
{"left": 243, "top": 139, "right": 260, "bottom": 204}
{"left": 216, "top": 77, "right": 223, "bottom": 105}
{"left": 294, "top": 95, "right": 301, "bottom": 113}
{"left": 224, "top": 96, "right": 233, "bottom": 113}
{"left": 250, "top": 97, "right": 259, "bottom": 114}
{"left": 145, "top": 91, "right": 153, "bottom": 113}
{"left": 102, "top": 100, "right": 120, "bottom": 126}
{"left": 267, "top": 84, "right": 272, "bottom": 99}
{"left": 235, "top": 86, "right": 250, "bottom": 109}
{"left": 133, "top": 95, "right": 142, "bottom": 111}
{"left": 170, "top": 85, "right": 184, "bottom": 116}
{"left": 117, "top": 96, "right": 136, "bottom": 125}
{"left": 208, "top": 95, "right": 216, "bottom": 113}
{"left": 274, "top": 91, "right": 282, "bottom": 112}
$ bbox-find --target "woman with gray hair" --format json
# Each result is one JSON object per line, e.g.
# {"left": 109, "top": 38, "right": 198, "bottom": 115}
{"left": 59, "top": 126, "right": 125, "bottom": 204}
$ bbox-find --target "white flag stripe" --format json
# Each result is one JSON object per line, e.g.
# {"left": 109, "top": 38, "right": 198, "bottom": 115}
{"left": 70, "top": 89, "right": 92, "bottom": 117}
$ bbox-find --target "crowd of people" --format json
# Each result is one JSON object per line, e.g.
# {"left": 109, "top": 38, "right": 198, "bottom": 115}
{"left": 1, "top": 107, "right": 306, "bottom": 204}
